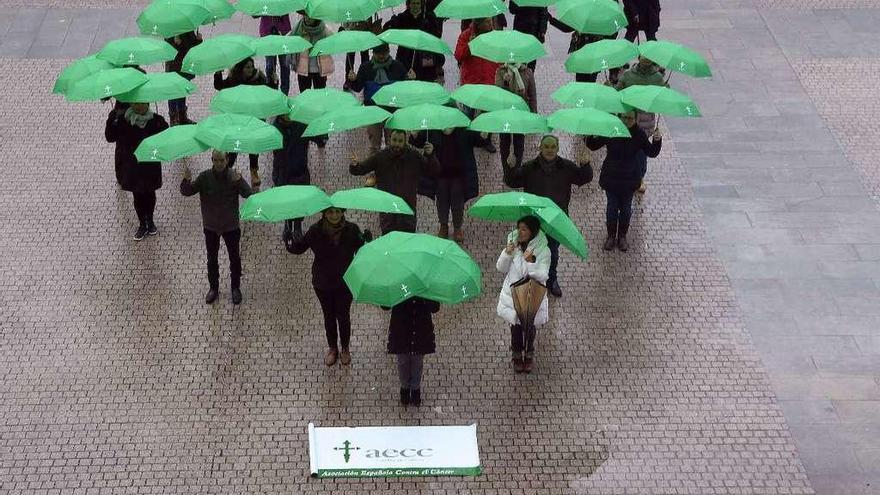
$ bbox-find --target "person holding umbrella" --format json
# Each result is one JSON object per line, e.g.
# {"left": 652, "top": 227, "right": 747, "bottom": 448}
{"left": 496, "top": 215, "right": 550, "bottom": 374}
{"left": 387, "top": 296, "right": 441, "bottom": 407}
{"left": 105, "top": 101, "right": 169, "bottom": 241}
{"left": 260, "top": 14, "right": 293, "bottom": 96}
{"left": 508, "top": 3, "right": 549, "bottom": 71}
{"left": 273, "top": 113, "right": 320, "bottom": 240}
{"left": 547, "top": 17, "right": 614, "bottom": 83}
{"left": 285, "top": 207, "right": 372, "bottom": 367}
{"left": 340, "top": 15, "right": 383, "bottom": 91}
{"left": 495, "top": 60, "right": 537, "bottom": 169}
{"left": 587, "top": 111, "right": 662, "bottom": 252}
{"left": 383, "top": 0, "right": 446, "bottom": 83}
{"left": 292, "top": 13, "right": 334, "bottom": 93}
{"left": 181, "top": 150, "right": 253, "bottom": 305}
{"left": 165, "top": 31, "right": 202, "bottom": 125}
{"left": 503, "top": 136, "right": 593, "bottom": 297}
{"left": 455, "top": 17, "right": 500, "bottom": 153}
{"left": 617, "top": 56, "right": 667, "bottom": 193}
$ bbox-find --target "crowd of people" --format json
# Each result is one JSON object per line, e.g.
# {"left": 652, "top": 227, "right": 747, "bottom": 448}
{"left": 103, "top": 0, "right": 665, "bottom": 407}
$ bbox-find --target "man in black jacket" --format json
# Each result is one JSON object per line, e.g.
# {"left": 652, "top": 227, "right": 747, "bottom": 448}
{"left": 509, "top": 3, "right": 549, "bottom": 71}
{"left": 383, "top": 0, "right": 446, "bottom": 82}
{"left": 181, "top": 150, "right": 253, "bottom": 305}
{"left": 503, "top": 135, "right": 593, "bottom": 297}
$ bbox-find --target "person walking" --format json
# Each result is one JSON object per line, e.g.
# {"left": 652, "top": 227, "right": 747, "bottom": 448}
{"left": 260, "top": 14, "right": 293, "bottom": 96}
{"left": 349, "top": 129, "right": 440, "bottom": 234}
{"left": 495, "top": 61, "right": 537, "bottom": 169}
{"left": 387, "top": 297, "right": 441, "bottom": 407}
{"left": 383, "top": 0, "right": 445, "bottom": 83}
{"left": 292, "top": 13, "right": 334, "bottom": 93}
{"left": 509, "top": 3, "right": 549, "bottom": 71}
{"left": 586, "top": 111, "right": 662, "bottom": 252}
{"left": 616, "top": 56, "right": 667, "bottom": 193}
{"left": 105, "top": 101, "right": 169, "bottom": 241}
{"left": 503, "top": 136, "right": 593, "bottom": 297}
{"left": 165, "top": 31, "right": 202, "bottom": 125}
{"left": 285, "top": 207, "right": 371, "bottom": 367}
{"left": 623, "top": 0, "right": 661, "bottom": 42}
{"left": 496, "top": 215, "right": 550, "bottom": 374}
{"left": 340, "top": 15, "right": 382, "bottom": 91}
{"left": 455, "top": 17, "right": 501, "bottom": 153}
{"left": 180, "top": 150, "right": 253, "bottom": 305}
{"left": 272, "top": 113, "right": 321, "bottom": 240}
{"left": 548, "top": 17, "right": 614, "bottom": 83}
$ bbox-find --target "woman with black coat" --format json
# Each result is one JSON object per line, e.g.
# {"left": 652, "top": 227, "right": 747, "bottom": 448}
{"left": 285, "top": 208, "right": 371, "bottom": 367}
{"left": 387, "top": 297, "right": 441, "bottom": 407}
{"left": 105, "top": 101, "right": 169, "bottom": 241}
{"left": 586, "top": 111, "right": 662, "bottom": 252}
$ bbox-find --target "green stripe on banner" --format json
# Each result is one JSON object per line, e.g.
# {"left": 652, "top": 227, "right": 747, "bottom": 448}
{"left": 316, "top": 466, "right": 482, "bottom": 478}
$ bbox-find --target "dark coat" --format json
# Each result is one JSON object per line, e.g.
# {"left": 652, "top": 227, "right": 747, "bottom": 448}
{"left": 387, "top": 297, "right": 441, "bottom": 355}
{"left": 503, "top": 155, "right": 593, "bottom": 213}
{"left": 587, "top": 127, "right": 662, "bottom": 194}
{"left": 105, "top": 110, "right": 168, "bottom": 193}
{"left": 383, "top": 10, "right": 445, "bottom": 82}
{"left": 548, "top": 16, "right": 613, "bottom": 55}
{"left": 509, "top": 5, "right": 549, "bottom": 41}
{"left": 272, "top": 118, "right": 314, "bottom": 186}
{"left": 213, "top": 69, "right": 272, "bottom": 90}
{"left": 623, "top": 0, "right": 661, "bottom": 34}
{"left": 349, "top": 58, "right": 410, "bottom": 105}
{"left": 286, "top": 220, "right": 365, "bottom": 291}
{"left": 411, "top": 128, "right": 480, "bottom": 202}
{"left": 165, "top": 32, "right": 202, "bottom": 76}
{"left": 180, "top": 168, "right": 253, "bottom": 233}
{"left": 349, "top": 147, "right": 441, "bottom": 212}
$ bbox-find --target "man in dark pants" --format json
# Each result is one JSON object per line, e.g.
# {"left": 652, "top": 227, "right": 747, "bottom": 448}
{"left": 503, "top": 136, "right": 593, "bottom": 298}
{"left": 623, "top": 0, "right": 661, "bottom": 42}
{"left": 181, "top": 150, "right": 253, "bottom": 305}
{"left": 509, "top": 4, "right": 549, "bottom": 71}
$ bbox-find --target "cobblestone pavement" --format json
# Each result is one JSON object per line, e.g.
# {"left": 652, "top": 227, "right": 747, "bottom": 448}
{"left": 0, "top": 4, "right": 827, "bottom": 495}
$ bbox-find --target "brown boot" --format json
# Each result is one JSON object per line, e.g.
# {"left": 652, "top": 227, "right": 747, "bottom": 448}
{"left": 617, "top": 220, "right": 630, "bottom": 252}
{"left": 512, "top": 355, "right": 525, "bottom": 373}
{"left": 603, "top": 222, "right": 617, "bottom": 251}
{"left": 523, "top": 357, "right": 534, "bottom": 373}
{"left": 339, "top": 348, "right": 351, "bottom": 365}
{"left": 453, "top": 228, "right": 464, "bottom": 244}
{"left": 169, "top": 110, "right": 179, "bottom": 126}
{"left": 324, "top": 348, "right": 338, "bottom": 366}
{"left": 438, "top": 224, "right": 449, "bottom": 239}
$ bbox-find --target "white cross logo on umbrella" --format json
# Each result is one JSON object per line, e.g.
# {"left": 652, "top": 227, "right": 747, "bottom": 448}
{"left": 461, "top": 286, "right": 468, "bottom": 296}
{"left": 503, "top": 122, "right": 511, "bottom": 132}
{"left": 234, "top": 139, "right": 242, "bottom": 150}
{"left": 345, "top": 10, "right": 352, "bottom": 21}
{"left": 152, "top": 25, "right": 158, "bottom": 35}
{"left": 612, "top": 126, "right": 621, "bottom": 136}
{"left": 684, "top": 105, "right": 694, "bottom": 115}
{"left": 392, "top": 202, "right": 400, "bottom": 212}
{"left": 328, "top": 122, "right": 335, "bottom": 131}
{"left": 390, "top": 96, "right": 398, "bottom": 105}
{"left": 508, "top": 51, "right": 516, "bottom": 62}
{"left": 576, "top": 98, "right": 585, "bottom": 107}
{"left": 679, "top": 61, "right": 687, "bottom": 71}
{"left": 420, "top": 118, "right": 428, "bottom": 129}
{"left": 128, "top": 52, "right": 135, "bottom": 63}
{"left": 493, "top": 5, "right": 501, "bottom": 13}
{"left": 613, "top": 20, "right": 621, "bottom": 29}
{"left": 282, "top": 43, "right": 288, "bottom": 52}
{"left": 254, "top": 207, "right": 262, "bottom": 217}
{"left": 401, "top": 284, "right": 410, "bottom": 295}
{"left": 103, "top": 84, "right": 112, "bottom": 95}
{"left": 601, "top": 58, "right": 608, "bottom": 69}
{"left": 518, "top": 196, "right": 526, "bottom": 205}
{"left": 262, "top": 5, "right": 268, "bottom": 14}
{"left": 151, "top": 148, "right": 159, "bottom": 159}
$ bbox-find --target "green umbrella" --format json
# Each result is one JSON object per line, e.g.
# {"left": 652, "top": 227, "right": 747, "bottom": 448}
{"left": 252, "top": 34, "right": 312, "bottom": 56}
{"left": 210, "top": 85, "right": 290, "bottom": 118}
{"left": 375, "top": 0, "right": 406, "bottom": 9}
{"left": 551, "top": 82, "right": 626, "bottom": 113}
{"left": 534, "top": 206, "right": 588, "bottom": 259}
{"left": 372, "top": 81, "right": 450, "bottom": 108}
{"left": 378, "top": 29, "right": 452, "bottom": 56}
{"left": 195, "top": 114, "right": 284, "bottom": 153}
{"left": 309, "top": 30, "right": 383, "bottom": 57}
{"left": 134, "top": 125, "right": 210, "bottom": 162}
{"left": 240, "top": 185, "right": 331, "bottom": 222}
{"left": 469, "top": 30, "right": 546, "bottom": 64}
{"left": 619, "top": 85, "right": 701, "bottom": 117}
{"left": 116, "top": 72, "right": 197, "bottom": 103}
{"left": 302, "top": 105, "right": 391, "bottom": 137}
{"left": 53, "top": 55, "right": 116, "bottom": 95}
{"left": 329, "top": 188, "right": 414, "bottom": 215}
{"left": 176, "top": 0, "right": 235, "bottom": 24}
{"left": 434, "top": 0, "right": 507, "bottom": 19}
{"left": 548, "top": 108, "right": 630, "bottom": 138}
{"left": 639, "top": 40, "right": 712, "bottom": 78}
{"left": 451, "top": 84, "right": 529, "bottom": 112}
{"left": 564, "top": 39, "right": 637, "bottom": 74}
{"left": 181, "top": 36, "right": 255, "bottom": 75}
{"left": 467, "top": 191, "right": 555, "bottom": 221}
{"left": 65, "top": 68, "right": 148, "bottom": 102}
{"left": 511, "top": 0, "right": 557, "bottom": 5}
{"left": 288, "top": 88, "right": 360, "bottom": 123}
{"left": 555, "top": 0, "right": 627, "bottom": 36}
{"left": 344, "top": 231, "right": 482, "bottom": 306}
{"left": 235, "top": 0, "right": 306, "bottom": 16}
{"left": 137, "top": 0, "right": 211, "bottom": 37}
{"left": 96, "top": 37, "right": 177, "bottom": 66}
{"left": 306, "top": 0, "right": 380, "bottom": 22}
{"left": 385, "top": 103, "right": 470, "bottom": 131}
{"left": 469, "top": 109, "right": 549, "bottom": 135}
{"left": 212, "top": 33, "right": 260, "bottom": 46}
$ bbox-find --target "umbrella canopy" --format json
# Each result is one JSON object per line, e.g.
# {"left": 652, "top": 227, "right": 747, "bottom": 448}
{"left": 302, "top": 105, "right": 392, "bottom": 137}
{"left": 434, "top": 0, "right": 507, "bottom": 19}
{"left": 551, "top": 82, "right": 626, "bottom": 113}
{"left": 240, "top": 185, "right": 331, "bottom": 222}
{"left": 511, "top": 0, "right": 557, "bottom": 5}
{"left": 467, "top": 191, "right": 555, "bottom": 221}
{"left": 195, "top": 114, "right": 284, "bottom": 153}
{"left": 548, "top": 108, "right": 630, "bottom": 138}
{"left": 306, "top": 0, "right": 381, "bottom": 22}
{"left": 210, "top": 85, "right": 290, "bottom": 118}
{"left": 53, "top": 55, "right": 116, "bottom": 95}
{"left": 235, "top": 0, "right": 306, "bottom": 16}
{"left": 329, "top": 188, "right": 414, "bottom": 215}
{"left": 181, "top": 36, "right": 255, "bottom": 75}
{"left": 344, "top": 231, "right": 482, "bottom": 306}
{"left": 375, "top": 0, "right": 406, "bottom": 8}
{"left": 65, "top": 68, "right": 148, "bottom": 102}
{"left": 176, "top": 0, "right": 235, "bottom": 24}
{"left": 137, "top": 1, "right": 211, "bottom": 37}
{"left": 252, "top": 34, "right": 312, "bottom": 56}
{"left": 115, "top": 72, "right": 197, "bottom": 103}
{"left": 378, "top": 29, "right": 452, "bottom": 55}
{"left": 564, "top": 39, "right": 638, "bottom": 74}
{"left": 533, "top": 206, "right": 588, "bottom": 259}
{"left": 96, "top": 37, "right": 177, "bottom": 66}
{"left": 469, "top": 109, "right": 550, "bottom": 135}
{"left": 469, "top": 30, "right": 547, "bottom": 64}
{"left": 555, "top": 0, "right": 627, "bottom": 36}
{"left": 385, "top": 103, "right": 471, "bottom": 131}
{"left": 371, "top": 81, "right": 450, "bottom": 108}
{"left": 288, "top": 88, "right": 360, "bottom": 123}
{"left": 309, "top": 30, "right": 383, "bottom": 57}
{"left": 639, "top": 40, "right": 712, "bottom": 78}
{"left": 451, "top": 84, "right": 529, "bottom": 112}
{"left": 134, "top": 125, "right": 210, "bottom": 162}
{"left": 619, "top": 85, "right": 701, "bottom": 117}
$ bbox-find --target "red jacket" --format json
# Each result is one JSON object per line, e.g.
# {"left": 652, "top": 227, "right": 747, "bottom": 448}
{"left": 454, "top": 26, "right": 500, "bottom": 86}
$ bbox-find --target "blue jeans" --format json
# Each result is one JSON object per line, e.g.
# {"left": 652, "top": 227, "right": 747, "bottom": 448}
{"left": 605, "top": 190, "right": 635, "bottom": 224}
{"left": 265, "top": 54, "right": 290, "bottom": 95}
{"left": 547, "top": 235, "right": 560, "bottom": 286}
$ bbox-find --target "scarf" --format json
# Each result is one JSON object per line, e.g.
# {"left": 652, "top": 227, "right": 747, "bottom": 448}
{"left": 321, "top": 218, "right": 346, "bottom": 245}
{"left": 371, "top": 57, "right": 394, "bottom": 84}
{"left": 294, "top": 19, "right": 327, "bottom": 42}
{"left": 124, "top": 107, "right": 154, "bottom": 129}
{"left": 500, "top": 63, "right": 526, "bottom": 94}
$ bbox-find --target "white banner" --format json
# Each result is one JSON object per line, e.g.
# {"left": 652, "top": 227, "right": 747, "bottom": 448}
{"left": 308, "top": 423, "right": 481, "bottom": 478}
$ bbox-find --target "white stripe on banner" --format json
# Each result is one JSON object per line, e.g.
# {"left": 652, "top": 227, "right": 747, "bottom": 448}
{"left": 308, "top": 423, "right": 481, "bottom": 478}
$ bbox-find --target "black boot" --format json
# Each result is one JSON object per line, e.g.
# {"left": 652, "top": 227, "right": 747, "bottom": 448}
{"left": 400, "top": 388, "right": 410, "bottom": 405}
{"left": 603, "top": 222, "right": 617, "bottom": 251}
{"left": 410, "top": 389, "right": 421, "bottom": 407}
{"left": 178, "top": 107, "right": 196, "bottom": 125}
{"left": 617, "top": 220, "right": 630, "bottom": 252}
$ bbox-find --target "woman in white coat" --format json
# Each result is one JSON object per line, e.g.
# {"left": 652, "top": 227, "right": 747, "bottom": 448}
{"left": 496, "top": 215, "right": 551, "bottom": 373}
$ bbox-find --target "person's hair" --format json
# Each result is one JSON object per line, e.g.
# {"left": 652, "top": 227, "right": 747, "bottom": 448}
{"left": 517, "top": 215, "right": 541, "bottom": 244}
{"left": 211, "top": 150, "right": 228, "bottom": 160}
{"left": 373, "top": 43, "right": 391, "bottom": 54}
{"left": 539, "top": 135, "right": 559, "bottom": 146}
{"left": 230, "top": 57, "right": 256, "bottom": 81}
{"left": 389, "top": 128, "right": 408, "bottom": 139}
{"left": 322, "top": 207, "right": 346, "bottom": 216}
{"left": 474, "top": 17, "right": 495, "bottom": 34}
